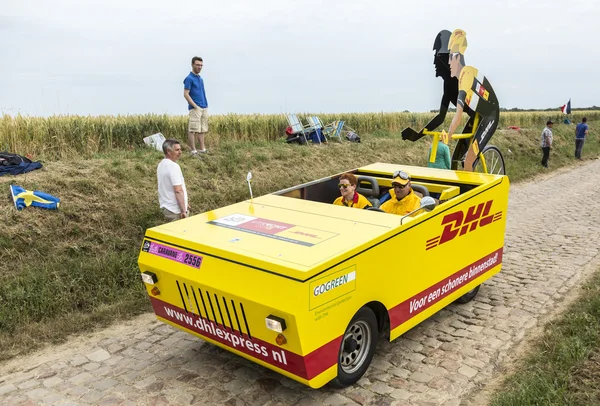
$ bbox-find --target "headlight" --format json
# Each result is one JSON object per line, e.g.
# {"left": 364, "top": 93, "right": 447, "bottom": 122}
{"left": 265, "top": 315, "right": 287, "bottom": 332}
{"left": 141, "top": 271, "right": 158, "bottom": 285}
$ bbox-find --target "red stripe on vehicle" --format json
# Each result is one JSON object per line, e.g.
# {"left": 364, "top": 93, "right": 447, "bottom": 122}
{"left": 149, "top": 248, "right": 502, "bottom": 381}
{"left": 389, "top": 248, "right": 503, "bottom": 330}
{"left": 304, "top": 336, "right": 342, "bottom": 379}
{"left": 150, "top": 297, "right": 340, "bottom": 380}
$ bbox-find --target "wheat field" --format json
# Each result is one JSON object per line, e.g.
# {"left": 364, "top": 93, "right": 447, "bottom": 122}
{"left": 1, "top": 111, "right": 596, "bottom": 159}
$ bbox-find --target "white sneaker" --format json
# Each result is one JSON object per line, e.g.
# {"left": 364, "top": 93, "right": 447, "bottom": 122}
{"left": 190, "top": 150, "right": 203, "bottom": 159}
{"left": 198, "top": 149, "right": 209, "bottom": 154}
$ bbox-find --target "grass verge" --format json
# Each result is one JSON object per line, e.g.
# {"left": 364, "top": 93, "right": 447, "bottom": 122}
{"left": 1, "top": 121, "right": 599, "bottom": 361}
{"left": 491, "top": 267, "right": 600, "bottom": 405}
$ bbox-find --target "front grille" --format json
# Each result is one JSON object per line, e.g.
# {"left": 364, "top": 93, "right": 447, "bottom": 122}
{"left": 176, "top": 280, "right": 252, "bottom": 338}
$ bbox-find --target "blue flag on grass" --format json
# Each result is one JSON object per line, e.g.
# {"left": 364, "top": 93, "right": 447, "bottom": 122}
{"left": 10, "top": 185, "right": 60, "bottom": 211}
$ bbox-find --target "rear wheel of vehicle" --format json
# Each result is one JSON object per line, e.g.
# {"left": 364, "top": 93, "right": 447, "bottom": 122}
{"left": 329, "top": 307, "right": 378, "bottom": 388}
{"left": 473, "top": 145, "right": 505, "bottom": 175}
{"left": 455, "top": 285, "right": 480, "bottom": 304}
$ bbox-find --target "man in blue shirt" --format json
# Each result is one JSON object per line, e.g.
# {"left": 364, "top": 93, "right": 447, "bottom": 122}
{"left": 184, "top": 56, "right": 209, "bottom": 155}
{"left": 575, "top": 117, "right": 589, "bottom": 160}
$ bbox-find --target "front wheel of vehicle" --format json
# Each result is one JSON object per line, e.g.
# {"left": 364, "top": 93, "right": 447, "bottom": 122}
{"left": 455, "top": 285, "right": 480, "bottom": 304}
{"left": 329, "top": 307, "right": 378, "bottom": 388}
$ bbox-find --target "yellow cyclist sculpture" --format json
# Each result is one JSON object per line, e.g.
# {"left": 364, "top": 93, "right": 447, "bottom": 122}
{"left": 447, "top": 29, "right": 500, "bottom": 171}
{"left": 403, "top": 29, "right": 502, "bottom": 174}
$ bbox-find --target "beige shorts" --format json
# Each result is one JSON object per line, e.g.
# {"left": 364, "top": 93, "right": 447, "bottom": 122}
{"left": 161, "top": 208, "right": 190, "bottom": 222}
{"left": 188, "top": 108, "right": 209, "bottom": 133}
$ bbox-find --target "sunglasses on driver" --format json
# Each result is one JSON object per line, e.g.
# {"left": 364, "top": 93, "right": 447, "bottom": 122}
{"left": 392, "top": 183, "right": 408, "bottom": 189}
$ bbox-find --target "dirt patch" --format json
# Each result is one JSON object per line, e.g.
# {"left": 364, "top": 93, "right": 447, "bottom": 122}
{"left": 568, "top": 349, "right": 600, "bottom": 405}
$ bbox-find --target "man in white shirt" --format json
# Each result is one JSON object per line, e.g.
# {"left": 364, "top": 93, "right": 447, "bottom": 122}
{"left": 157, "top": 139, "right": 189, "bottom": 221}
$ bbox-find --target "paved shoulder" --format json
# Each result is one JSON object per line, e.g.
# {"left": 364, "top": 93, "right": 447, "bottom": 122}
{"left": 2, "top": 160, "right": 600, "bottom": 406}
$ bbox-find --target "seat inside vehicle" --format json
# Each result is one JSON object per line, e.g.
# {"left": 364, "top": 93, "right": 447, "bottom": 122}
{"left": 275, "top": 169, "right": 464, "bottom": 209}
{"left": 356, "top": 176, "right": 381, "bottom": 208}
{"left": 411, "top": 183, "right": 430, "bottom": 198}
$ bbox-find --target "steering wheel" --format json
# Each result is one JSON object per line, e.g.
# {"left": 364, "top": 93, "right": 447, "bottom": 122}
{"left": 365, "top": 206, "right": 385, "bottom": 213}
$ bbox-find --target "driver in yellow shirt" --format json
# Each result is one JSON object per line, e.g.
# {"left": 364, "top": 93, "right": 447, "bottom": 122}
{"left": 380, "top": 170, "right": 421, "bottom": 216}
{"left": 333, "top": 173, "right": 372, "bottom": 209}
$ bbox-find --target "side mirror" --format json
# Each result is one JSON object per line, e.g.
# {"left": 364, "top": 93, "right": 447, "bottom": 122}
{"left": 400, "top": 196, "right": 436, "bottom": 225}
{"left": 420, "top": 196, "right": 436, "bottom": 212}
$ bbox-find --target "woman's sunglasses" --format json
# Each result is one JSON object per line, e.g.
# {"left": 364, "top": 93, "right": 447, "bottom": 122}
{"left": 338, "top": 183, "right": 353, "bottom": 189}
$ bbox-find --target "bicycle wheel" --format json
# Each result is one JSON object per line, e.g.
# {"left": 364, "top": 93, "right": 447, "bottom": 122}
{"left": 473, "top": 145, "right": 505, "bottom": 175}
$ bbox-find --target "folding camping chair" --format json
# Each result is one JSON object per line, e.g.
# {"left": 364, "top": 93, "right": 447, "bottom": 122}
{"left": 306, "top": 116, "right": 326, "bottom": 145}
{"left": 322, "top": 120, "right": 345, "bottom": 142}
{"left": 286, "top": 114, "right": 311, "bottom": 145}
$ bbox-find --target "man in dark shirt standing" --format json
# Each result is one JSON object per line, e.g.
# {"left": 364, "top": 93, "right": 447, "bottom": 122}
{"left": 575, "top": 117, "right": 589, "bottom": 160}
{"left": 184, "top": 56, "right": 209, "bottom": 156}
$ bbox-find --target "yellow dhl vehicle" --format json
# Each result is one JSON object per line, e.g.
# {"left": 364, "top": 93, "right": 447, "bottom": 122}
{"left": 138, "top": 163, "right": 509, "bottom": 388}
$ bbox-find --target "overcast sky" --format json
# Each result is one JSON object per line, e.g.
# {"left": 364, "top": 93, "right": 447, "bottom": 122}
{"left": 1, "top": 0, "right": 598, "bottom": 116}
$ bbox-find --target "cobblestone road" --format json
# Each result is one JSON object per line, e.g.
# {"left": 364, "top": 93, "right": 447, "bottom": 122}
{"left": 2, "top": 160, "right": 600, "bottom": 406}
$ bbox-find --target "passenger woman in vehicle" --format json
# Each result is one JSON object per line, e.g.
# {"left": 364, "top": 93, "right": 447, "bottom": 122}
{"left": 332, "top": 173, "right": 372, "bottom": 209}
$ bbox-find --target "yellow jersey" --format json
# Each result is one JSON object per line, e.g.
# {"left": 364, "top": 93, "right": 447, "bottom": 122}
{"left": 333, "top": 192, "right": 372, "bottom": 209}
{"left": 458, "top": 66, "right": 491, "bottom": 112}
{"left": 380, "top": 189, "right": 421, "bottom": 216}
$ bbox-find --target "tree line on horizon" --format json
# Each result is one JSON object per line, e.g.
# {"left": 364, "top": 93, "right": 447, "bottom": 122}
{"left": 428, "top": 106, "right": 600, "bottom": 113}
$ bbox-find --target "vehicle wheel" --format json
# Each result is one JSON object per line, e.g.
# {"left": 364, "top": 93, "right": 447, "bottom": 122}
{"left": 455, "top": 285, "right": 480, "bottom": 304}
{"left": 473, "top": 145, "right": 505, "bottom": 175}
{"left": 329, "top": 307, "right": 378, "bottom": 388}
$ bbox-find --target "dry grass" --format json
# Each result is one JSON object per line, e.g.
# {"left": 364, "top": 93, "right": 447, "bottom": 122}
{"left": 568, "top": 350, "right": 600, "bottom": 404}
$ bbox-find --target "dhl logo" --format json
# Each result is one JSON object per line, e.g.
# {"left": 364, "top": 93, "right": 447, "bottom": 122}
{"left": 426, "top": 200, "right": 502, "bottom": 250}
